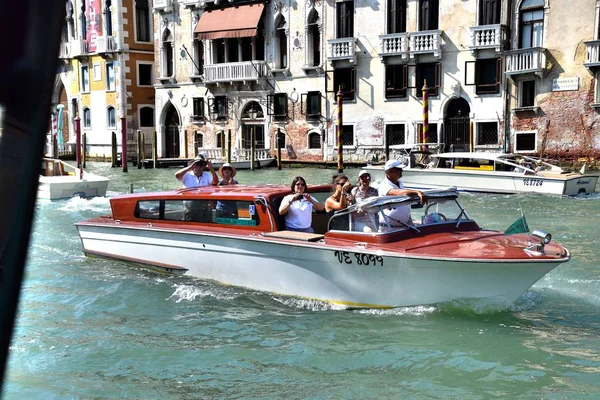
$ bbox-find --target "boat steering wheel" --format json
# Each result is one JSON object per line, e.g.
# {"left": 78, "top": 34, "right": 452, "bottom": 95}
{"left": 424, "top": 203, "right": 447, "bottom": 223}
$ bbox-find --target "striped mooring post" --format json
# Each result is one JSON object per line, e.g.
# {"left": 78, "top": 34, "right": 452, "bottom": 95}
{"left": 422, "top": 80, "right": 429, "bottom": 146}
{"left": 336, "top": 85, "right": 343, "bottom": 173}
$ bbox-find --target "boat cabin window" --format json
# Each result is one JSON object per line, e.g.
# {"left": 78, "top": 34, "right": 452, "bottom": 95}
{"left": 134, "top": 199, "right": 260, "bottom": 226}
{"left": 328, "top": 195, "right": 470, "bottom": 232}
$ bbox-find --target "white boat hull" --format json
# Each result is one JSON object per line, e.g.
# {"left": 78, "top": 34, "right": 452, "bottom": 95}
{"left": 38, "top": 174, "right": 109, "bottom": 200}
{"left": 366, "top": 166, "right": 598, "bottom": 196}
{"left": 76, "top": 224, "right": 563, "bottom": 308}
{"left": 211, "top": 158, "right": 275, "bottom": 170}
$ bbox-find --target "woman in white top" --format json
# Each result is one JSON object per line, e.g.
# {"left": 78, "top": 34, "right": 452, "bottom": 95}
{"left": 279, "top": 176, "right": 324, "bottom": 232}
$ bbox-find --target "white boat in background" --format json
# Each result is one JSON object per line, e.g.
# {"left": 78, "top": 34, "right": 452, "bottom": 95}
{"left": 75, "top": 185, "right": 570, "bottom": 309}
{"left": 365, "top": 146, "right": 598, "bottom": 196}
{"left": 38, "top": 158, "right": 109, "bottom": 200}
{"left": 211, "top": 158, "right": 276, "bottom": 170}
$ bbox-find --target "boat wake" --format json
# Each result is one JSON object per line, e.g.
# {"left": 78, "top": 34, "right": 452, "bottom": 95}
{"left": 355, "top": 306, "right": 437, "bottom": 316}
{"left": 57, "top": 195, "right": 111, "bottom": 213}
{"left": 272, "top": 297, "right": 348, "bottom": 311}
{"left": 436, "top": 290, "right": 543, "bottom": 315}
{"left": 168, "top": 283, "right": 241, "bottom": 303}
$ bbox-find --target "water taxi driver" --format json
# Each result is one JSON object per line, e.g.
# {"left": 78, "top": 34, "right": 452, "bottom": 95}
{"left": 378, "top": 160, "right": 427, "bottom": 230}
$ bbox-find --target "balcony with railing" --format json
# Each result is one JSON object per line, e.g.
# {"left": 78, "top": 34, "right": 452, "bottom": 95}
{"left": 203, "top": 61, "right": 268, "bottom": 84}
{"left": 58, "top": 42, "right": 71, "bottom": 59}
{"left": 379, "top": 33, "right": 409, "bottom": 60}
{"left": 584, "top": 40, "right": 600, "bottom": 69}
{"left": 153, "top": 0, "right": 173, "bottom": 12}
{"left": 70, "top": 39, "right": 88, "bottom": 58}
{"left": 409, "top": 30, "right": 442, "bottom": 59}
{"left": 327, "top": 37, "right": 356, "bottom": 63}
{"left": 96, "top": 36, "right": 117, "bottom": 54}
{"left": 469, "top": 24, "right": 505, "bottom": 53}
{"left": 505, "top": 47, "right": 547, "bottom": 78}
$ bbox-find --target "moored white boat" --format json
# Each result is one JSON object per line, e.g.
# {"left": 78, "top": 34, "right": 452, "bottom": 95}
{"left": 38, "top": 158, "right": 110, "bottom": 200}
{"left": 365, "top": 148, "right": 598, "bottom": 196}
{"left": 75, "top": 186, "right": 570, "bottom": 309}
{"left": 210, "top": 158, "right": 275, "bottom": 170}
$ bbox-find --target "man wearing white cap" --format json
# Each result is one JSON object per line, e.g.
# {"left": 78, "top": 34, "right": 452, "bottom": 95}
{"left": 175, "top": 154, "right": 218, "bottom": 188}
{"left": 378, "top": 159, "right": 427, "bottom": 229}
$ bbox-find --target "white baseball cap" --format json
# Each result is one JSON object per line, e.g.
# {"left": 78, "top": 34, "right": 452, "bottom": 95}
{"left": 358, "top": 170, "right": 370, "bottom": 178}
{"left": 384, "top": 159, "right": 407, "bottom": 171}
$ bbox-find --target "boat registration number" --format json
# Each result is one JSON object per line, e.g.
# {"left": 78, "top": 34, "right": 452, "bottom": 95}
{"left": 334, "top": 251, "right": 383, "bottom": 266}
{"left": 523, "top": 178, "right": 543, "bottom": 186}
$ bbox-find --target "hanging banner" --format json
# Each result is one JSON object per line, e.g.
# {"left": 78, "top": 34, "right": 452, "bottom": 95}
{"left": 86, "top": 0, "right": 101, "bottom": 53}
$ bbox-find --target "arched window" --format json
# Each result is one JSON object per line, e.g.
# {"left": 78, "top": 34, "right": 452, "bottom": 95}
{"left": 306, "top": 10, "right": 320, "bottom": 67}
{"left": 136, "top": 0, "right": 150, "bottom": 42}
{"left": 161, "top": 29, "right": 174, "bottom": 77}
{"left": 83, "top": 107, "right": 91, "bottom": 128}
{"left": 140, "top": 107, "right": 154, "bottom": 127}
{"left": 275, "top": 16, "right": 288, "bottom": 69}
{"left": 519, "top": 0, "right": 544, "bottom": 48}
{"left": 107, "top": 106, "right": 116, "bottom": 128}
{"left": 308, "top": 131, "right": 321, "bottom": 149}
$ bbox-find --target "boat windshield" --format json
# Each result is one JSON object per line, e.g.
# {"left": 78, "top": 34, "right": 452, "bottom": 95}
{"left": 328, "top": 189, "right": 471, "bottom": 233}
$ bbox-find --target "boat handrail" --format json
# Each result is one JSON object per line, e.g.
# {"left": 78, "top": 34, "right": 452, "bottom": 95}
{"left": 255, "top": 195, "right": 276, "bottom": 232}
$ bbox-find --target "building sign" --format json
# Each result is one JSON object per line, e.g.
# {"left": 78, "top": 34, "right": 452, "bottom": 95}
{"left": 552, "top": 77, "right": 579, "bottom": 92}
{"left": 86, "top": 0, "right": 101, "bottom": 53}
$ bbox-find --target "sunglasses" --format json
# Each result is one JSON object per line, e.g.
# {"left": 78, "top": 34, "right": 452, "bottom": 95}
{"left": 295, "top": 182, "right": 306, "bottom": 186}
{"left": 336, "top": 182, "right": 347, "bottom": 186}
{"left": 222, "top": 167, "right": 232, "bottom": 172}
{"left": 360, "top": 175, "right": 371, "bottom": 179}
{"left": 194, "top": 162, "right": 206, "bottom": 167}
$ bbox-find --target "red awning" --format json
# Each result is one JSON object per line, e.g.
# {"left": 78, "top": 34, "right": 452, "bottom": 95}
{"left": 194, "top": 3, "right": 264, "bottom": 40}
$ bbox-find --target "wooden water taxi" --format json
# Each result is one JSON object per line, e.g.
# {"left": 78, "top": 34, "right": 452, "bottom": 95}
{"left": 75, "top": 185, "right": 570, "bottom": 308}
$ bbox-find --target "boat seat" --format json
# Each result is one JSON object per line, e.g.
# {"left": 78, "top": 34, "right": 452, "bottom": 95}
{"left": 262, "top": 231, "right": 324, "bottom": 242}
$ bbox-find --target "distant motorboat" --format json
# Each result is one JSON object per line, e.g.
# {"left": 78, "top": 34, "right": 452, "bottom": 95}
{"left": 38, "top": 158, "right": 109, "bottom": 200}
{"left": 366, "top": 145, "right": 598, "bottom": 196}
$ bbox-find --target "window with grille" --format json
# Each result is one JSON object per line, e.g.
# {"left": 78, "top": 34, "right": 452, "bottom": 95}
{"left": 515, "top": 131, "right": 536, "bottom": 152}
{"left": 339, "top": 125, "right": 354, "bottom": 146}
{"left": 476, "top": 122, "right": 498, "bottom": 145}
{"left": 386, "top": 124, "right": 405, "bottom": 146}
{"left": 308, "top": 131, "right": 321, "bottom": 149}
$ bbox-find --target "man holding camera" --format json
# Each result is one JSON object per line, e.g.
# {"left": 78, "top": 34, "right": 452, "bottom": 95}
{"left": 175, "top": 154, "right": 218, "bottom": 188}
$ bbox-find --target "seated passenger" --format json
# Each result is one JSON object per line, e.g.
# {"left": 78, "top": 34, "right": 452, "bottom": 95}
{"left": 216, "top": 163, "right": 239, "bottom": 219}
{"left": 350, "top": 170, "right": 378, "bottom": 232}
{"left": 279, "top": 176, "right": 324, "bottom": 233}
{"left": 325, "top": 174, "right": 353, "bottom": 231}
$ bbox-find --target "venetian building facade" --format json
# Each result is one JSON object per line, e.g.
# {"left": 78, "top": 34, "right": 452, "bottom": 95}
{"left": 506, "top": 0, "right": 600, "bottom": 160}
{"left": 152, "top": 0, "right": 599, "bottom": 163}
{"left": 52, "top": 0, "right": 155, "bottom": 158}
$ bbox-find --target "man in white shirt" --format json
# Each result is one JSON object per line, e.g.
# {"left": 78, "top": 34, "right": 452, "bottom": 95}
{"left": 378, "top": 159, "right": 427, "bottom": 229}
{"left": 174, "top": 154, "right": 218, "bottom": 222}
{"left": 175, "top": 154, "right": 218, "bottom": 188}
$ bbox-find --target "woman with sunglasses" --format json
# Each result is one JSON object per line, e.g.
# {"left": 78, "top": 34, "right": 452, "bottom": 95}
{"left": 350, "top": 170, "right": 379, "bottom": 232}
{"left": 325, "top": 174, "right": 353, "bottom": 214}
{"left": 279, "top": 176, "right": 324, "bottom": 233}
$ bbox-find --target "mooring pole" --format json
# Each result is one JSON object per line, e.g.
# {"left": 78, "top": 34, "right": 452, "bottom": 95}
{"left": 336, "top": 86, "right": 344, "bottom": 173}
{"left": 121, "top": 114, "right": 128, "bottom": 172}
